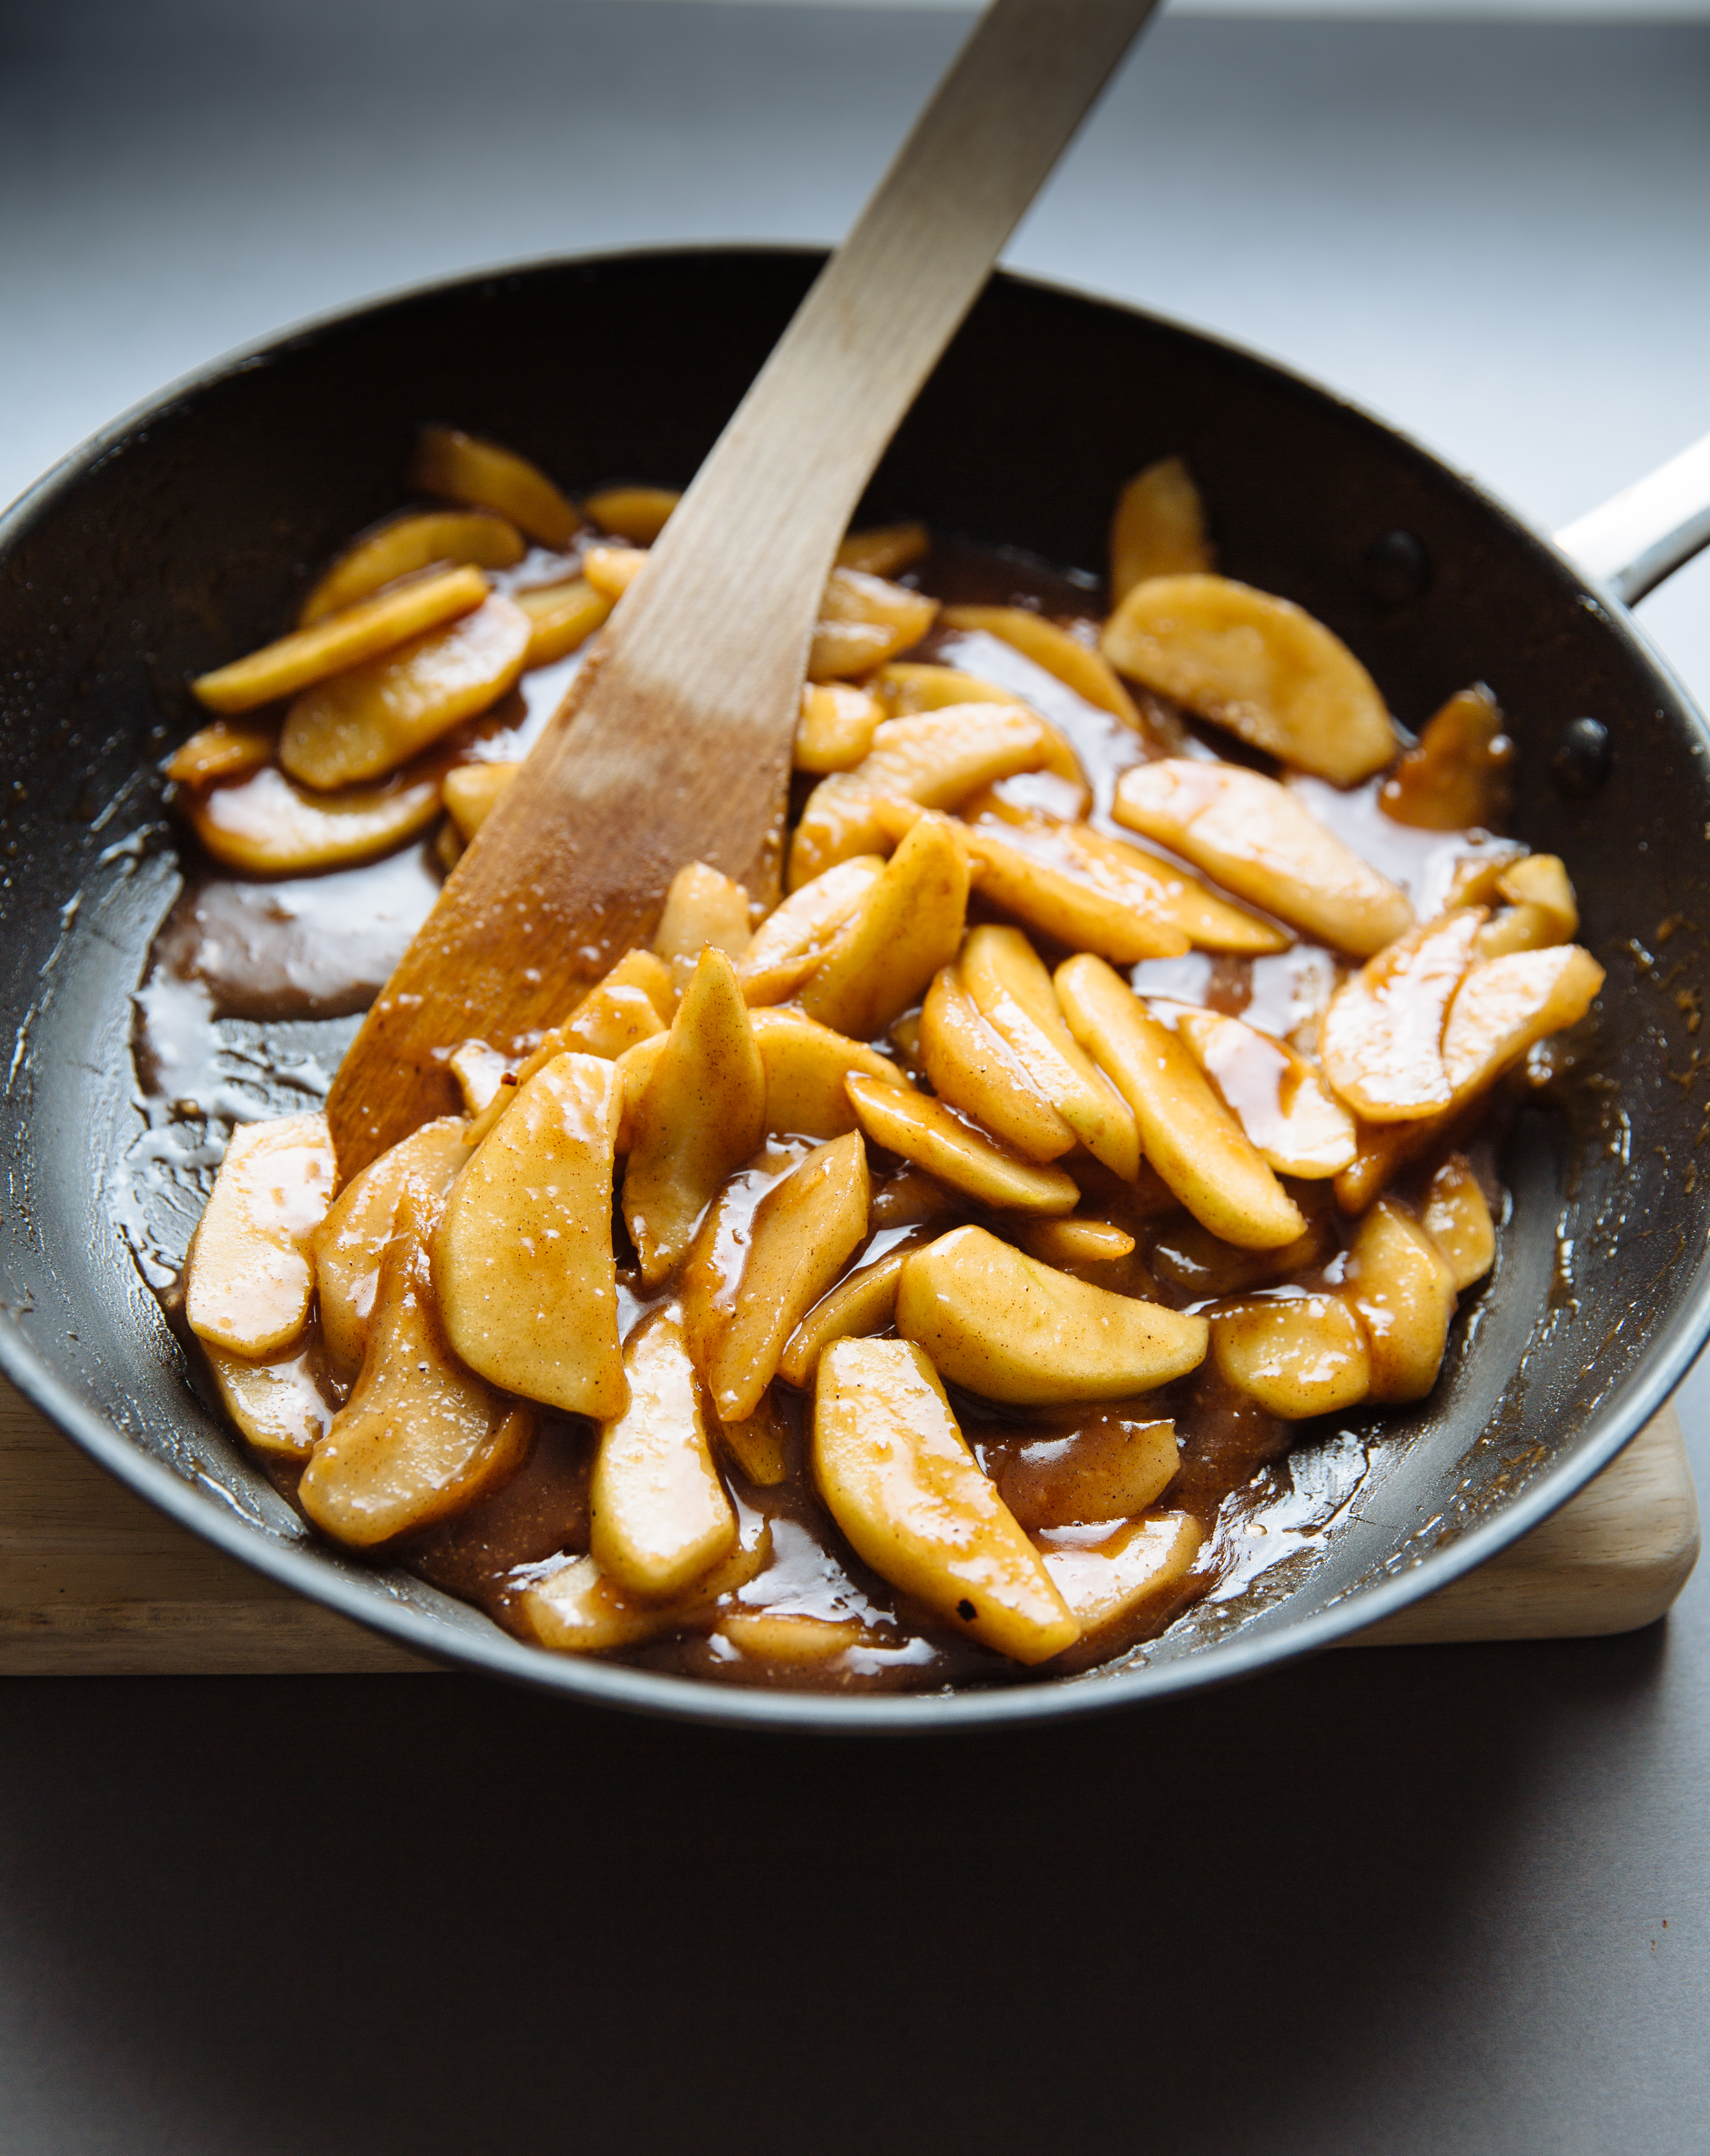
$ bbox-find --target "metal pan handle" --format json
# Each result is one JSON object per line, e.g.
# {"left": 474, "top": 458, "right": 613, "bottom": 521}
{"left": 1555, "top": 428, "right": 1710, "bottom": 606}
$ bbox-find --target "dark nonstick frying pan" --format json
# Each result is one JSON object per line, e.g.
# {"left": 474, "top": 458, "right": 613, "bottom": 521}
{"left": 2, "top": 247, "right": 1707, "bottom": 1731}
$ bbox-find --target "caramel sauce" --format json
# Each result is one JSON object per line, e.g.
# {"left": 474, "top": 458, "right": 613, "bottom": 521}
{"left": 130, "top": 537, "right": 1530, "bottom": 1695}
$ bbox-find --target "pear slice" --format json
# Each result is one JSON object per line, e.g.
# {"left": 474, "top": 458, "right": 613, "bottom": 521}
{"left": 958, "top": 925, "right": 1139, "bottom": 1179}
{"left": 1037, "top": 1512, "right": 1203, "bottom": 1637}
{"left": 738, "top": 857, "right": 886, "bottom": 1006}
{"left": 813, "top": 1337, "right": 1080, "bottom": 1664}
{"left": 896, "top": 1225, "right": 1207, "bottom": 1406}
{"left": 797, "top": 812, "right": 970, "bottom": 1040}
{"left": 1113, "top": 760, "right": 1413, "bottom": 957}
{"left": 1055, "top": 955, "right": 1306, "bottom": 1250}
{"left": 682, "top": 1132, "right": 871, "bottom": 1424}
{"left": 1102, "top": 573, "right": 1400, "bottom": 784}
{"left": 313, "top": 1115, "right": 471, "bottom": 1379}
{"left": 299, "top": 509, "right": 526, "bottom": 625}
{"left": 433, "top": 1052, "right": 624, "bottom": 1419}
{"left": 1173, "top": 1008, "right": 1355, "bottom": 1178}
{"left": 624, "top": 948, "right": 766, "bottom": 1285}
{"left": 1209, "top": 1293, "right": 1372, "bottom": 1418}
{"left": 299, "top": 1209, "right": 532, "bottom": 1548}
{"left": 1109, "top": 456, "right": 1215, "bottom": 600}
{"left": 1320, "top": 908, "right": 1486, "bottom": 1122}
{"left": 1344, "top": 1199, "right": 1458, "bottom": 1402}
{"left": 520, "top": 1510, "right": 770, "bottom": 1654}
{"left": 920, "top": 965, "right": 1076, "bottom": 1163}
{"left": 847, "top": 1073, "right": 1077, "bottom": 1215}
{"left": 589, "top": 1308, "right": 738, "bottom": 1599}
{"left": 184, "top": 1113, "right": 334, "bottom": 1357}
{"left": 408, "top": 425, "right": 581, "bottom": 549}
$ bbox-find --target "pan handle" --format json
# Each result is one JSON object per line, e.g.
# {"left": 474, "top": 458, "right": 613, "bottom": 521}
{"left": 1555, "top": 428, "right": 1710, "bottom": 606}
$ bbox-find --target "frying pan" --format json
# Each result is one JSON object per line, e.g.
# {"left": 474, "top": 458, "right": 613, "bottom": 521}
{"left": 2, "top": 247, "right": 1707, "bottom": 1732}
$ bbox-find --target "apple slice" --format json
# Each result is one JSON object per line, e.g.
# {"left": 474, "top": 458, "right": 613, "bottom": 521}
{"left": 184, "top": 1113, "right": 334, "bottom": 1358}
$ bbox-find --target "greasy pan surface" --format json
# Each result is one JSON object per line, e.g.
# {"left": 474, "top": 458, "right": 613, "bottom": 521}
{"left": 2, "top": 247, "right": 1707, "bottom": 1730}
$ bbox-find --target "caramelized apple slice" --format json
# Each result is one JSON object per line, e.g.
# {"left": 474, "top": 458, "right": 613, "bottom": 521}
{"left": 1319, "top": 908, "right": 1486, "bottom": 1122}
{"left": 1056, "top": 955, "right": 1306, "bottom": 1250}
{"left": 1113, "top": 760, "right": 1414, "bottom": 957}
{"left": 1379, "top": 684, "right": 1514, "bottom": 831}
{"left": 807, "top": 568, "right": 938, "bottom": 680}
{"left": 834, "top": 521, "right": 930, "bottom": 577}
{"left": 1210, "top": 1293, "right": 1372, "bottom": 1418}
{"left": 921, "top": 965, "right": 1076, "bottom": 1162}
{"left": 798, "top": 813, "right": 969, "bottom": 1039}
{"left": 941, "top": 604, "right": 1141, "bottom": 726}
{"left": 624, "top": 949, "right": 766, "bottom": 1284}
{"left": 713, "top": 1387, "right": 793, "bottom": 1487}
{"left": 719, "top": 1614, "right": 868, "bottom": 1663}
{"left": 279, "top": 594, "right": 531, "bottom": 790}
{"left": 188, "top": 762, "right": 445, "bottom": 876}
{"left": 995, "top": 1412, "right": 1178, "bottom": 1529}
{"left": 513, "top": 577, "right": 612, "bottom": 668}
{"left": 813, "top": 1337, "right": 1080, "bottom": 1664}
{"left": 683, "top": 1132, "right": 871, "bottom": 1423}
{"left": 1015, "top": 1218, "right": 1136, "bottom": 1266}
{"left": 203, "top": 1343, "right": 333, "bottom": 1460}
{"left": 654, "top": 862, "right": 752, "bottom": 995}
{"left": 192, "top": 563, "right": 489, "bottom": 715}
{"left": 299, "top": 1211, "right": 531, "bottom": 1548}
{"left": 1102, "top": 573, "right": 1400, "bottom": 784}
{"left": 409, "top": 425, "right": 581, "bottom": 548}
{"left": 299, "top": 510, "right": 525, "bottom": 625}
{"left": 313, "top": 1115, "right": 471, "bottom": 1378}
{"left": 589, "top": 1308, "right": 737, "bottom": 1599}
{"left": 520, "top": 1510, "right": 770, "bottom": 1654}
{"left": 847, "top": 1073, "right": 1077, "bottom": 1215}
{"left": 873, "top": 661, "right": 1030, "bottom": 719}
{"left": 959, "top": 925, "right": 1139, "bottom": 1179}
{"left": 750, "top": 1009, "right": 910, "bottom": 1140}
{"left": 582, "top": 544, "right": 647, "bottom": 599}
{"left": 1037, "top": 1512, "right": 1203, "bottom": 1637}
{"left": 1343, "top": 1199, "right": 1458, "bottom": 1402}
{"left": 443, "top": 761, "right": 520, "bottom": 842}
{"left": 778, "top": 1243, "right": 917, "bottom": 1387}
{"left": 789, "top": 706, "right": 1062, "bottom": 887}
{"left": 584, "top": 484, "right": 680, "bottom": 543}
{"left": 184, "top": 1113, "right": 334, "bottom": 1357}
{"left": 560, "top": 947, "right": 674, "bottom": 1059}
{"left": 896, "top": 1225, "right": 1207, "bottom": 1405}
{"left": 1109, "top": 456, "right": 1215, "bottom": 600}
{"left": 164, "top": 719, "right": 275, "bottom": 788}
{"left": 1477, "top": 854, "right": 1577, "bottom": 959}
{"left": 738, "top": 857, "right": 886, "bottom": 1006}
{"left": 433, "top": 1052, "right": 624, "bottom": 1417}
{"left": 794, "top": 683, "right": 885, "bottom": 774}
{"left": 1173, "top": 1008, "right": 1356, "bottom": 1178}
{"left": 1421, "top": 1154, "right": 1497, "bottom": 1289}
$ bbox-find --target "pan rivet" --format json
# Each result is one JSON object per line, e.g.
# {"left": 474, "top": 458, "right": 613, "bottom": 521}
{"left": 1552, "top": 716, "right": 1611, "bottom": 799}
{"left": 1359, "top": 529, "right": 1430, "bottom": 605}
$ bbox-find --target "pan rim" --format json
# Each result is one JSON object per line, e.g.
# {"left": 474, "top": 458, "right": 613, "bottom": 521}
{"left": 4, "top": 242, "right": 1705, "bottom": 1731}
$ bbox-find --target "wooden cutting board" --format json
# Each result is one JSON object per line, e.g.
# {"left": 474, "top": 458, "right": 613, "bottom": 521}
{"left": 0, "top": 1375, "right": 1697, "bottom": 1674}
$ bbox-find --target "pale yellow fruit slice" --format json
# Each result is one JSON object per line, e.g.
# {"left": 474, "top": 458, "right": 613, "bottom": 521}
{"left": 449, "top": 1041, "right": 510, "bottom": 1115}
{"left": 299, "top": 510, "right": 525, "bottom": 625}
{"left": 184, "top": 1113, "right": 334, "bottom": 1357}
{"left": 203, "top": 1342, "right": 332, "bottom": 1460}
{"left": 846, "top": 1073, "right": 1077, "bottom": 1216}
{"left": 682, "top": 1131, "right": 871, "bottom": 1423}
{"left": 807, "top": 567, "right": 938, "bottom": 680}
{"left": 1109, "top": 455, "right": 1215, "bottom": 601}
{"left": 1379, "top": 683, "right": 1513, "bottom": 831}
{"left": 1209, "top": 1293, "right": 1372, "bottom": 1418}
{"left": 279, "top": 594, "right": 531, "bottom": 790}
{"left": 738, "top": 857, "right": 886, "bottom": 1006}
{"left": 750, "top": 1009, "right": 910, "bottom": 1140}
{"left": 163, "top": 718, "right": 275, "bottom": 788}
{"left": 520, "top": 1511, "right": 770, "bottom": 1654}
{"left": 187, "top": 762, "right": 444, "bottom": 875}
{"left": 513, "top": 577, "right": 611, "bottom": 669}
{"left": 1037, "top": 1512, "right": 1203, "bottom": 1636}
{"left": 560, "top": 947, "right": 673, "bottom": 1060}
{"left": 192, "top": 563, "right": 488, "bottom": 715}
{"left": 1320, "top": 908, "right": 1485, "bottom": 1122}
{"left": 1420, "top": 1155, "right": 1496, "bottom": 1290}
{"left": 299, "top": 1214, "right": 531, "bottom": 1548}
{"left": 958, "top": 925, "right": 1139, "bottom": 1179}
{"left": 654, "top": 860, "right": 753, "bottom": 975}
{"left": 1102, "top": 573, "right": 1399, "bottom": 784}
{"left": 788, "top": 706, "right": 1060, "bottom": 888}
{"left": 433, "top": 1052, "right": 624, "bottom": 1418}
{"left": 1113, "top": 759, "right": 1414, "bottom": 957}
{"left": 941, "top": 604, "right": 1141, "bottom": 726}
{"left": 589, "top": 1307, "right": 737, "bottom": 1600}
{"left": 896, "top": 1225, "right": 1207, "bottom": 1406}
{"left": 812, "top": 1336, "right": 1080, "bottom": 1664}
{"left": 585, "top": 485, "right": 680, "bottom": 544}
{"left": 1055, "top": 955, "right": 1306, "bottom": 1250}
{"left": 777, "top": 1243, "right": 917, "bottom": 1388}
{"left": 1014, "top": 1219, "right": 1136, "bottom": 1266}
{"left": 834, "top": 521, "right": 930, "bottom": 578}
{"left": 1477, "top": 854, "right": 1577, "bottom": 960}
{"left": 920, "top": 966, "right": 1076, "bottom": 1162}
{"left": 312, "top": 1115, "right": 471, "bottom": 1379}
{"left": 1173, "top": 1008, "right": 1356, "bottom": 1178}
{"left": 995, "top": 1414, "right": 1177, "bottom": 1529}
{"left": 443, "top": 760, "right": 520, "bottom": 842}
{"left": 409, "top": 425, "right": 581, "bottom": 548}
{"left": 623, "top": 948, "right": 766, "bottom": 1285}
{"left": 1344, "top": 1199, "right": 1458, "bottom": 1402}
{"left": 582, "top": 544, "right": 647, "bottom": 599}
{"left": 794, "top": 683, "right": 885, "bottom": 774}
{"left": 872, "top": 661, "right": 1034, "bottom": 720}
{"left": 713, "top": 1388, "right": 793, "bottom": 1487}
{"left": 719, "top": 1614, "right": 868, "bottom": 1664}
{"left": 797, "top": 812, "right": 969, "bottom": 1039}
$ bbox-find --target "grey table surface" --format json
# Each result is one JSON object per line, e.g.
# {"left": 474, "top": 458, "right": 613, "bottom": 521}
{"left": 2, "top": 3, "right": 1708, "bottom": 2151}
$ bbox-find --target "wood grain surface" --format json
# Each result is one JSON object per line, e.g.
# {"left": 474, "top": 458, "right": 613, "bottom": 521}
{"left": 0, "top": 1376, "right": 1694, "bottom": 1675}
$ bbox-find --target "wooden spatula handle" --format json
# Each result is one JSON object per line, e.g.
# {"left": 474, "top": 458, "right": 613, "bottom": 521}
{"left": 326, "top": 0, "right": 1160, "bottom": 1175}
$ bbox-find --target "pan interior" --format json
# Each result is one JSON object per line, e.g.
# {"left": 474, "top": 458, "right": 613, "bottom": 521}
{"left": 2, "top": 249, "right": 1706, "bottom": 1721}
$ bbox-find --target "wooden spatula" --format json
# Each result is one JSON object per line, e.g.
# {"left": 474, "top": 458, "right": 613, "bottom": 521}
{"left": 327, "top": 0, "right": 1161, "bottom": 1178}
